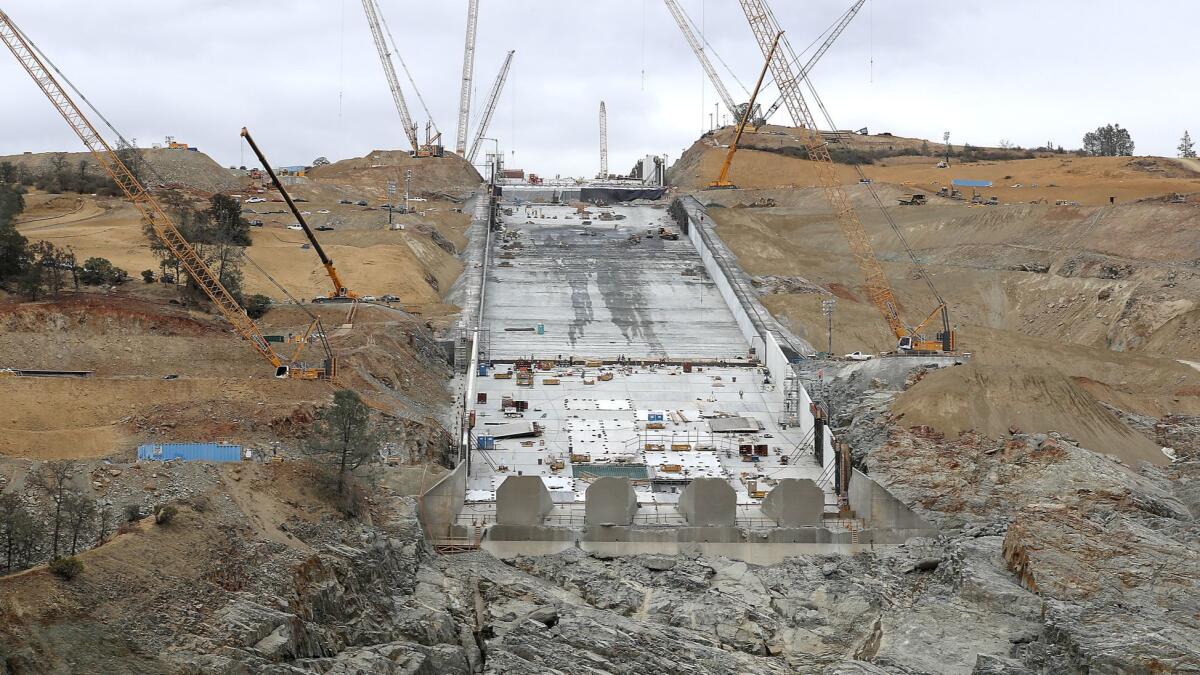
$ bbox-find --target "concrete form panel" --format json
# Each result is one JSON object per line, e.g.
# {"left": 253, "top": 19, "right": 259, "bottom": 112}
{"left": 677, "top": 477, "right": 736, "bottom": 526}
{"left": 585, "top": 477, "right": 639, "bottom": 525}
{"left": 496, "top": 475, "right": 554, "bottom": 525}
{"left": 761, "top": 479, "right": 825, "bottom": 527}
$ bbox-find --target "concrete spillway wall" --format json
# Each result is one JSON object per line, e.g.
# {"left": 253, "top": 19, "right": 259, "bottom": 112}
{"left": 676, "top": 196, "right": 834, "bottom": 475}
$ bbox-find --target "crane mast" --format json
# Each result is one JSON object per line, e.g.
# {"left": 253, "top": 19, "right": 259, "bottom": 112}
{"left": 0, "top": 10, "right": 334, "bottom": 377}
{"left": 466, "top": 50, "right": 515, "bottom": 164}
{"left": 759, "top": 0, "right": 864, "bottom": 124}
{"left": 455, "top": 0, "right": 480, "bottom": 157}
{"left": 662, "top": 0, "right": 741, "bottom": 122}
{"left": 738, "top": 0, "right": 953, "bottom": 352}
{"left": 360, "top": 0, "right": 420, "bottom": 153}
{"left": 598, "top": 101, "right": 609, "bottom": 179}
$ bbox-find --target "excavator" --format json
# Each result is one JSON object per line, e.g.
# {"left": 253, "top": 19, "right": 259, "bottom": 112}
{"left": 0, "top": 11, "right": 336, "bottom": 379}
{"left": 707, "top": 32, "right": 781, "bottom": 190}
{"left": 240, "top": 127, "right": 357, "bottom": 302}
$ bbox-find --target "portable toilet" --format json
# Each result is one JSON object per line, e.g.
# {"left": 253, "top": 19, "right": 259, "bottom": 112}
{"left": 536, "top": 323, "right": 545, "bottom": 335}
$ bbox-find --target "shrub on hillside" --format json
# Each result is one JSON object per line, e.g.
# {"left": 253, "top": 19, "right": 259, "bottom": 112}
{"left": 245, "top": 294, "right": 272, "bottom": 319}
{"left": 153, "top": 504, "right": 178, "bottom": 525}
{"left": 49, "top": 556, "right": 83, "bottom": 580}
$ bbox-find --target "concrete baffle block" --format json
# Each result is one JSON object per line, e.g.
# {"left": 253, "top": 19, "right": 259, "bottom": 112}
{"left": 496, "top": 475, "right": 553, "bottom": 526}
{"left": 761, "top": 478, "right": 825, "bottom": 527}
{"left": 677, "top": 477, "right": 736, "bottom": 527}
{"left": 585, "top": 477, "right": 638, "bottom": 526}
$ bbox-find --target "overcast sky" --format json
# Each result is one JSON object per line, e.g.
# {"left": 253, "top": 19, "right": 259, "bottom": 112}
{"left": 2, "top": 1, "right": 1197, "bottom": 178}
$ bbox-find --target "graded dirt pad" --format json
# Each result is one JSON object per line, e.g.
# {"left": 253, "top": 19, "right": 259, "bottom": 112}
{"left": 1, "top": 148, "right": 243, "bottom": 194}
{"left": 0, "top": 295, "right": 452, "bottom": 461}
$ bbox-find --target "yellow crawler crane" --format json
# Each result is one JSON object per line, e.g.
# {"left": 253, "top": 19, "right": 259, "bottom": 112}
{"left": 739, "top": 0, "right": 955, "bottom": 353}
{"left": 707, "top": 32, "right": 781, "bottom": 190}
{"left": 0, "top": 10, "right": 336, "bottom": 378}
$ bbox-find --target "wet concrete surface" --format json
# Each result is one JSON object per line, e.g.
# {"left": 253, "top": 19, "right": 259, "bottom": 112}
{"left": 484, "top": 203, "right": 748, "bottom": 360}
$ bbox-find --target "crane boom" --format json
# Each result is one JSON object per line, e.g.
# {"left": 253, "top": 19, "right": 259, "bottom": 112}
{"left": 738, "top": 0, "right": 953, "bottom": 352}
{"left": 598, "top": 101, "right": 608, "bottom": 179}
{"left": 455, "top": 0, "right": 480, "bottom": 157}
{"left": 662, "top": 0, "right": 739, "bottom": 120}
{"left": 0, "top": 10, "right": 334, "bottom": 377}
{"left": 709, "top": 32, "right": 780, "bottom": 189}
{"left": 361, "top": 0, "right": 419, "bottom": 153}
{"left": 759, "top": 0, "right": 864, "bottom": 124}
{"left": 240, "top": 128, "right": 356, "bottom": 300}
{"left": 466, "top": 50, "right": 515, "bottom": 164}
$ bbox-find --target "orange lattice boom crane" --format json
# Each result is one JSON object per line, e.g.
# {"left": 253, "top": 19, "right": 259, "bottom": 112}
{"left": 0, "top": 10, "right": 336, "bottom": 378}
{"left": 739, "top": 0, "right": 955, "bottom": 353}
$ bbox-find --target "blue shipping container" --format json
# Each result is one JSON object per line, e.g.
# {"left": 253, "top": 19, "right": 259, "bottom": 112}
{"left": 137, "top": 443, "right": 242, "bottom": 463}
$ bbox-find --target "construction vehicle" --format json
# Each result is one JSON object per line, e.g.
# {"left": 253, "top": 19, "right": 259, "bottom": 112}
{"left": 707, "top": 31, "right": 781, "bottom": 190}
{"left": 739, "top": 0, "right": 955, "bottom": 353}
{"left": 240, "top": 127, "right": 357, "bottom": 302}
{"left": 0, "top": 11, "right": 336, "bottom": 379}
{"left": 466, "top": 50, "right": 515, "bottom": 164}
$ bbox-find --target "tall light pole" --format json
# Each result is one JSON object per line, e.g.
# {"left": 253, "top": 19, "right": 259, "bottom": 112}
{"left": 478, "top": 136, "right": 500, "bottom": 183}
{"left": 821, "top": 298, "right": 837, "bottom": 355}
{"left": 386, "top": 179, "right": 397, "bottom": 226}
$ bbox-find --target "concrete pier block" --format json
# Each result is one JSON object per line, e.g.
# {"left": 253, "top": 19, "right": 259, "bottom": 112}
{"left": 761, "top": 479, "right": 825, "bottom": 527}
{"left": 585, "top": 477, "right": 638, "bottom": 526}
{"left": 496, "top": 475, "right": 553, "bottom": 526}
{"left": 677, "top": 478, "right": 736, "bottom": 527}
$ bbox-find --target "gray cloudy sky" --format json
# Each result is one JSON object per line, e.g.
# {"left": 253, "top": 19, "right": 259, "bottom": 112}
{"left": 2, "top": 1, "right": 1197, "bottom": 177}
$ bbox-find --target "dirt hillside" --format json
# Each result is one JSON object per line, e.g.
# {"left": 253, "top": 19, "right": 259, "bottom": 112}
{"left": 1, "top": 148, "right": 243, "bottom": 194}
{"left": 670, "top": 127, "right": 1200, "bottom": 205}
{"left": 0, "top": 294, "right": 452, "bottom": 461}
{"left": 677, "top": 125, "right": 1200, "bottom": 463}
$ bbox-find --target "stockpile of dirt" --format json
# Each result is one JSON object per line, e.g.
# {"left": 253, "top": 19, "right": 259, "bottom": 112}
{"left": 1, "top": 148, "right": 243, "bottom": 195}
{"left": 307, "top": 150, "right": 482, "bottom": 199}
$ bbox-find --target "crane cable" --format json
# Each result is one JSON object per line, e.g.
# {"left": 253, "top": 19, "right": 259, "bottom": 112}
{"left": 24, "top": 22, "right": 323, "bottom": 326}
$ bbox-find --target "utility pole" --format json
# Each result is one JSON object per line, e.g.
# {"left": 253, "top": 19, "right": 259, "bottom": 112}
{"left": 821, "top": 298, "right": 836, "bottom": 354}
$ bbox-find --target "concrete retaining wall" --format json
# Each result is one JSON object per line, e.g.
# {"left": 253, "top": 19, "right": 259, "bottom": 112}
{"left": 678, "top": 197, "right": 819, "bottom": 451}
{"left": 420, "top": 187, "right": 491, "bottom": 540}
{"left": 848, "top": 469, "right": 936, "bottom": 537}
{"left": 418, "top": 459, "right": 468, "bottom": 540}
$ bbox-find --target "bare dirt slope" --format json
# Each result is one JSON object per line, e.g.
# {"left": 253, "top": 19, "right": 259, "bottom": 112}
{"left": 676, "top": 127, "right": 1200, "bottom": 462}
{"left": 0, "top": 294, "right": 451, "bottom": 461}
